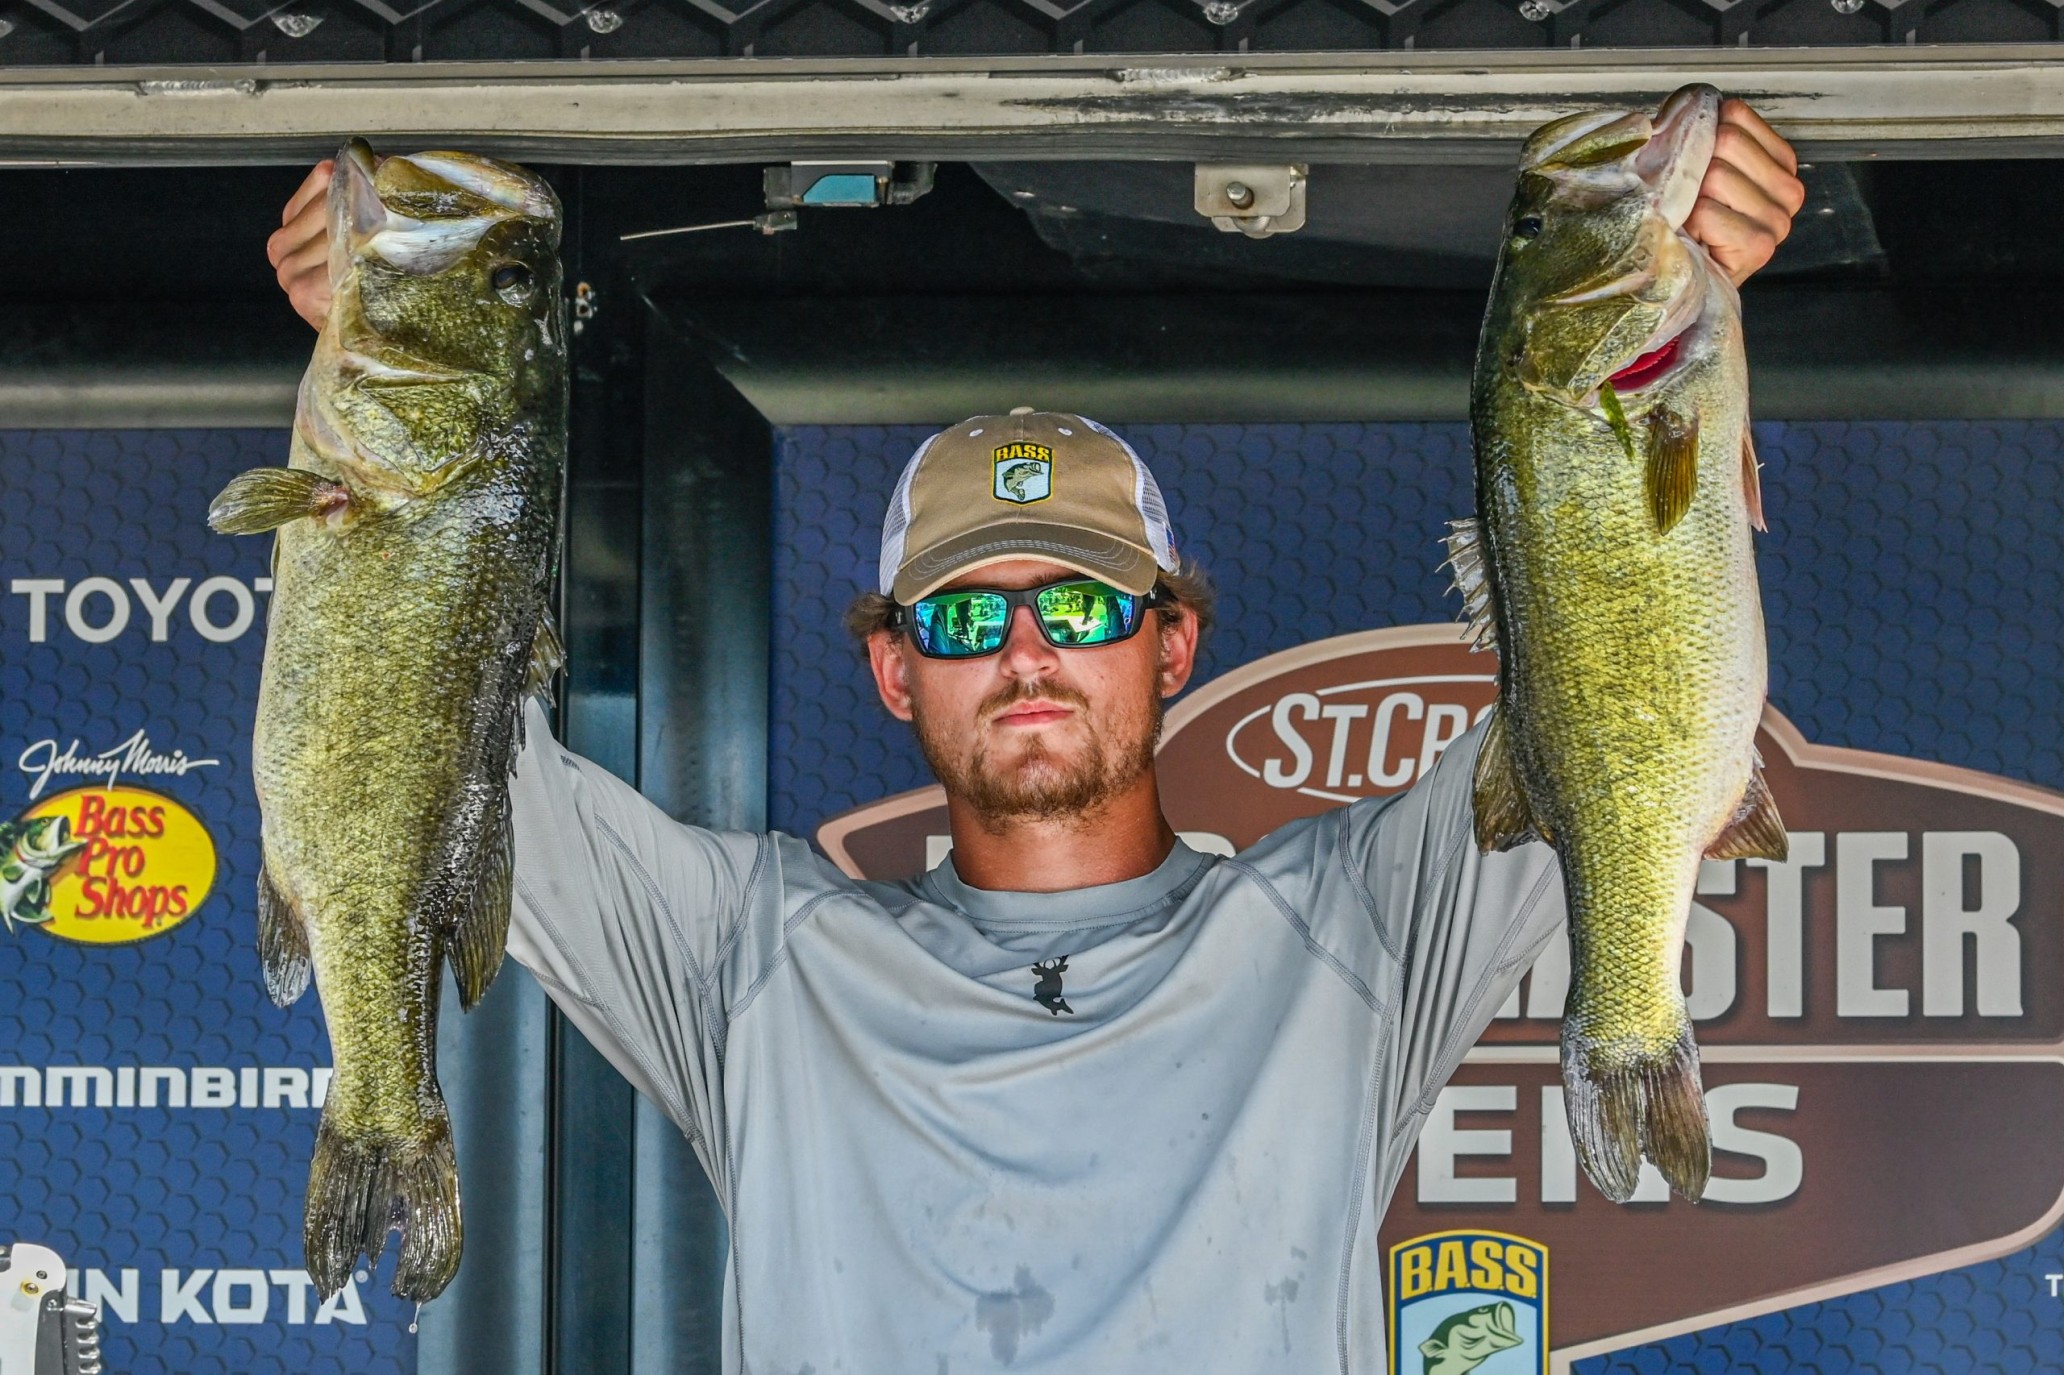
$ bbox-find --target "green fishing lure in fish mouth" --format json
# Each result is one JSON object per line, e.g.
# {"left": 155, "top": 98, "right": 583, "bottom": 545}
{"left": 210, "top": 138, "right": 567, "bottom": 1303}
{"left": 1457, "top": 83, "right": 1786, "bottom": 1205}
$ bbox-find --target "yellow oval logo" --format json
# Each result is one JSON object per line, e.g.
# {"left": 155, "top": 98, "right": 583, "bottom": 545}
{"left": 9, "top": 786, "right": 216, "bottom": 944}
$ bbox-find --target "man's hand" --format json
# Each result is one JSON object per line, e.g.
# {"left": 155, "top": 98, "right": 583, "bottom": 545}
{"left": 267, "top": 159, "right": 335, "bottom": 331}
{"left": 1688, "top": 100, "right": 1807, "bottom": 286}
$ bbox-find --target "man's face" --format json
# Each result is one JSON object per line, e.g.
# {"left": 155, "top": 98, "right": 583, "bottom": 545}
{"left": 868, "top": 559, "right": 1199, "bottom": 827}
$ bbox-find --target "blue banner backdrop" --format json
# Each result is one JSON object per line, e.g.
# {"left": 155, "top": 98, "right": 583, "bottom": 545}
{"left": 772, "top": 420, "right": 2064, "bottom": 1374}
{"left": 0, "top": 430, "right": 415, "bottom": 1375}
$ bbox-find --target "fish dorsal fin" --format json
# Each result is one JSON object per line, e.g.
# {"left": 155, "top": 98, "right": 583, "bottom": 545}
{"left": 1645, "top": 407, "right": 1700, "bottom": 535}
{"left": 1472, "top": 705, "right": 1546, "bottom": 851}
{"left": 1442, "top": 517, "right": 1499, "bottom": 653}
{"left": 1707, "top": 753, "right": 1788, "bottom": 861}
{"left": 1741, "top": 425, "right": 1767, "bottom": 532}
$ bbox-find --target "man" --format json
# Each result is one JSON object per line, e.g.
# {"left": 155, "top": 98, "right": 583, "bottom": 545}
{"left": 267, "top": 113, "right": 1803, "bottom": 1371}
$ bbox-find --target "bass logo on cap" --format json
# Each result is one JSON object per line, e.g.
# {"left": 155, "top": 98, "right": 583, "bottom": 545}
{"left": 1388, "top": 1230, "right": 1546, "bottom": 1375}
{"left": 992, "top": 443, "right": 1053, "bottom": 505}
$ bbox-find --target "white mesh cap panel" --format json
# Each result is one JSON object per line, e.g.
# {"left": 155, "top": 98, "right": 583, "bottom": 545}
{"left": 876, "top": 432, "right": 939, "bottom": 594}
{"left": 1084, "top": 417, "right": 1179, "bottom": 571}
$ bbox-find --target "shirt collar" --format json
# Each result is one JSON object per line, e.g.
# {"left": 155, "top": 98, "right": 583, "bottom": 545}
{"left": 920, "top": 840, "right": 1214, "bottom": 931}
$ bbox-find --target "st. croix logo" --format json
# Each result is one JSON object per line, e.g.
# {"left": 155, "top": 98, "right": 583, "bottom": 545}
{"left": 1389, "top": 1230, "right": 1546, "bottom": 1375}
{"left": 3, "top": 785, "right": 216, "bottom": 943}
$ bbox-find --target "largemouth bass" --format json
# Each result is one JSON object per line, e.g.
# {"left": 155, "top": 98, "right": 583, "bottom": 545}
{"left": 208, "top": 141, "right": 565, "bottom": 1299}
{"left": 1453, "top": 84, "right": 1786, "bottom": 1203}
{"left": 0, "top": 817, "right": 87, "bottom": 933}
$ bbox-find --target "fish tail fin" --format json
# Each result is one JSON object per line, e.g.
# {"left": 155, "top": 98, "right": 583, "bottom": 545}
{"left": 1561, "top": 1020, "right": 1711, "bottom": 1203}
{"left": 305, "top": 1099, "right": 463, "bottom": 1302}
{"left": 207, "top": 467, "right": 349, "bottom": 535}
{"left": 256, "top": 862, "right": 311, "bottom": 1007}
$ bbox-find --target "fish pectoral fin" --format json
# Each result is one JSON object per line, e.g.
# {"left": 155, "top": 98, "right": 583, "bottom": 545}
{"left": 1706, "top": 755, "right": 1788, "bottom": 861}
{"left": 1441, "top": 518, "right": 1499, "bottom": 653}
{"left": 1563, "top": 1021, "right": 1711, "bottom": 1204}
{"left": 256, "top": 861, "right": 312, "bottom": 1008}
{"left": 1741, "top": 425, "right": 1767, "bottom": 533}
{"left": 207, "top": 467, "right": 352, "bottom": 535}
{"left": 449, "top": 793, "right": 512, "bottom": 1013}
{"left": 1471, "top": 706, "right": 1544, "bottom": 851}
{"left": 1645, "top": 407, "right": 1700, "bottom": 535}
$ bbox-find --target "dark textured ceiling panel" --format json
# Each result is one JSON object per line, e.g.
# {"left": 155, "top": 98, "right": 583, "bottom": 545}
{"left": 0, "top": 0, "right": 2054, "bottom": 64}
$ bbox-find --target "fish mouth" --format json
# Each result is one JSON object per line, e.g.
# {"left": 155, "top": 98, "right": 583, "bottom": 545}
{"left": 17, "top": 818, "right": 85, "bottom": 868}
{"left": 1639, "top": 84, "right": 1721, "bottom": 232}
{"left": 1487, "top": 1302, "right": 1517, "bottom": 1342}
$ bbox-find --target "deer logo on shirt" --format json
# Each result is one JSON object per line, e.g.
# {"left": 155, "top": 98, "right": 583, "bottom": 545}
{"left": 1030, "top": 957, "right": 1073, "bottom": 1015}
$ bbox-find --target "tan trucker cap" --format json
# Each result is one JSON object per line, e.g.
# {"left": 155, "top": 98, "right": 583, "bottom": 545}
{"left": 878, "top": 409, "right": 1181, "bottom": 604}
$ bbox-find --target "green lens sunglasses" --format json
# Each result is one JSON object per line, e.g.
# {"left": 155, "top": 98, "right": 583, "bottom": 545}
{"left": 891, "top": 577, "right": 1170, "bottom": 659}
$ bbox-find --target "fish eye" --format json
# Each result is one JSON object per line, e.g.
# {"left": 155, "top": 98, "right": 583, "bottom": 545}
{"left": 1512, "top": 215, "right": 1544, "bottom": 243}
{"left": 491, "top": 262, "right": 535, "bottom": 304}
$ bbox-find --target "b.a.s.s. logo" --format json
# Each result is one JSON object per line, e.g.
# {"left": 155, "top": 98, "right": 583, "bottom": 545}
{"left": 1389, "top": 1230, "right": 1546, "bottom": 1375}
{"left": 2, "top": 785, "right": 216, "bottom": 943}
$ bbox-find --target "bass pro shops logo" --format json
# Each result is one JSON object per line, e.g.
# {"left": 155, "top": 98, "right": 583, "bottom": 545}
{"left": 1389, "top": 1231, "right": 1547, "bottom": 1375}
{"left": 993, "top": 442, "right": 1053, "bottom": 505}
{"left": 3, "top": 785, "right": 216, "bottom": 943}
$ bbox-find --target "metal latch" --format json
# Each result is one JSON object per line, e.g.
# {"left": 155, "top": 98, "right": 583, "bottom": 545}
{"left": 1194, "top": 164, "right": 1307, "bottom": 239}
{"left": 621, "top": 161, "right": 936, "bottom": 243}
{"left": 763, "top": 160, "right": 936, "bottom": 209}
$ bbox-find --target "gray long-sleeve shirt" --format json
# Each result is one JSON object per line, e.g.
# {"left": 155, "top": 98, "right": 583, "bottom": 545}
{"left": 505, "top": 705, "right": 1563, "bottom": 1374}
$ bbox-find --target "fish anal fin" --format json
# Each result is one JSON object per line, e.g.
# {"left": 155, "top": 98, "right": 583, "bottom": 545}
{"left": 1741, "top": 426, "right": 1767, "bottom": 533}
{"left": 208, "top": 467, "right": 351, "bottom": 535}
{"left": 448, "top": 794, "right": 512, "bottom": 1012}
{"left": 1563, "top": 1021, "right": 1711, "bottom": 1204}
{"left": 1471, "top": 705, "right": 1543, "bottom": 852}
{"left": 257, "top": 860, "right": 311, "bottom": 1008}
{"left": 1645, "top": 407, "right": 1699, "bottom": 535}
{"left": 1707, "top": 756, "right": 1788, "bottom": 861}
{"left": 1441, "top": 517, "right": 1499, "bottom": 653}
{"left": 526, "top": 607, "right": 565, "bottom": 705}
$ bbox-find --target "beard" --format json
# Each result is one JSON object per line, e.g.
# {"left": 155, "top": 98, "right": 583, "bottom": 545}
{"left": 912, "top": 677, "right": 1162, "bottom": 828}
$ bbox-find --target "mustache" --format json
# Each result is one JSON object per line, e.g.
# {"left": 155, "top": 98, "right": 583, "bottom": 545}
{"left": 979, "top": 680, "right": 1091, "bottom": 722}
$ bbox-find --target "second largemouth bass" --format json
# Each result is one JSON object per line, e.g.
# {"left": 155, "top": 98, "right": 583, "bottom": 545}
{"left": 1453, "top": 84, "right": 1787, "bottom": 1203}
{"left": 209, "top": 140, "right": 566, "bottom": 1299}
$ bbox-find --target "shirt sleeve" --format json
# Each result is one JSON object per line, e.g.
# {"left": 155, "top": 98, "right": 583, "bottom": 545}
{"left": 1340, "top": 715, "right": 1564, "bottom": 1142}
{"left": 503, "top": 700, "right": 765, "bottom": 1182}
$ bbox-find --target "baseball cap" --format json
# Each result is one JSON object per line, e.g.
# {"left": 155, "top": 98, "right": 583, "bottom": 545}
{"left": 878, "top": 409, "right": 1181, "bottom": 604}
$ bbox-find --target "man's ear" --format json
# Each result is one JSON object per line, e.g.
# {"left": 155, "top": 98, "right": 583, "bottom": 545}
{"left": 868, "top": 630, "right": 916, "bottom": 722}
{"left": 1156, "top": 607, "right": 1200, "bottom": 699}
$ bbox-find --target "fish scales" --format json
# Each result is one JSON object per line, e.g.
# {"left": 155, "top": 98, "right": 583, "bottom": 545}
{"left": 1458, "top": 85, "right": 1786, "bottom": 1204}
{"left": 210, "top": 140, "right": 565, "bottom": 1301}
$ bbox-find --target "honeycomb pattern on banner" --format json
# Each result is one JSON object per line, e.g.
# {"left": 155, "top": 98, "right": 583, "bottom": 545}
{"left": 0, "top": 431, "right": 414, "bottom": 1375}
{"left": 0, "top": 0, "right": 2031, "bottom": 67}
{"left": 771, "top": 419, "right": 2064, "bottom": 1371}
